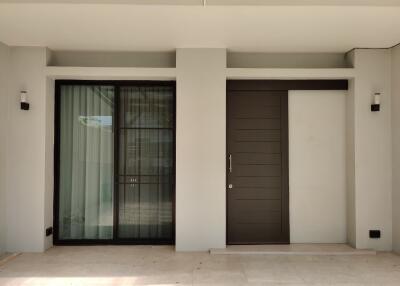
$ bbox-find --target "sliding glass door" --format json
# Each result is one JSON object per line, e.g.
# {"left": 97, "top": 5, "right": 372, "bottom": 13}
{"left": 117, "top": 86, "right": 174, "bottom": 241}
{"left": 55, "top": 81, "right": 175, "bottom": 244}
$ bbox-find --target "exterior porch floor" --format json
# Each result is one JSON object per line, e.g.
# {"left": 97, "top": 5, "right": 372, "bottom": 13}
{"left": 0, "top": 245, "right": 400, "bottom": 285}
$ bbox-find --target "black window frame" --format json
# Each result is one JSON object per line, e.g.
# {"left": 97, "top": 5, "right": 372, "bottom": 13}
{"left": 53, "top": 80, "right": 176, "bottom": 245}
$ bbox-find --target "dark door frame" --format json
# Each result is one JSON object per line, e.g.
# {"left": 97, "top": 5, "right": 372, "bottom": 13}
{"left": 53, "top": 80, "right": 176, "bottom": 245}
{"left": 226, "top": 80, "right": 348, "bottom": 245}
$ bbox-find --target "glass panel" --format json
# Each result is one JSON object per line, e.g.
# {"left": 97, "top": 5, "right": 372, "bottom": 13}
{"left": 119, "top": 131, "right": 125, "bottom": 175}
{"left": 58, "top": 85, "right": 114, "bottom": 240}
{"left": 121, "top": 87, "right": 140, "bottom": 128}
{"left": 156, "top": 87, "right": 174, "bottom": 128}
{"left": 138, "top": 183, "right": 159, "bottom": 238}
{"left": 118, "top": 85, "right": 174, "bottom": 241}
{"left": 159, "top": 130, "right": 174, "bottom": 177}
{"left": 158, "top": 184, "right": 173, "bottom": 239}
{"left": 125, "top": 129, "right": 140, "bottom": 175}
{"left": 118, "top": 183, "right": 140, "bottom": 238}
{"left": 140, "top": 129, "right": 159, "bottom": 175}
{"left": 121, "top": 86, "right": 174, "bottom": 128}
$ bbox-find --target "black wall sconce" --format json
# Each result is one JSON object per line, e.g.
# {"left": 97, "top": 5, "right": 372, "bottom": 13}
{"left": 20, "top": 90, "right": 29, "bottom": 110}
{"left": 371, "top": 92, "right": 381, "bottom": 112}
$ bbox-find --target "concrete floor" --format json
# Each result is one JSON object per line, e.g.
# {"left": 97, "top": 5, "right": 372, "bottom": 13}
{"left": 0, "top": 246, "right": 400, "bottom": 285}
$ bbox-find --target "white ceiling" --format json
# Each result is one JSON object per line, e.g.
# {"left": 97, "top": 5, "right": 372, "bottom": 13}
{"left": 0, "top": 2, "right": 399, "bottom": 52}
{"left": 2, "top": 0, "right": 400, "bottom": 5}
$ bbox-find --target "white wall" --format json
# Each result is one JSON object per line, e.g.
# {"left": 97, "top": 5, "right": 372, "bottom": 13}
{"left": 346, "top": 78, "right": 357, "bottom": 247}
{"left": 175, "top": 49, "right": 226, "bottom": 251}
{"left": 5, "top": 47, "right": 50, "bottom": 252}
{"left": 0, "top": 46, "right": 396, "bottom": 252}
{"left": 289, "top": 90, "right": 347, "bottom": 243}
{"left": 0, "top": 42, "right": 11, "bottom": 255}
{"left": 352, "top": 49, "right": 393, "bottom": 251}
{"left": 48, "top": 50, "right": 176, "bottom": 68}
{"left": 392, "top": 45, "right": 400, "bottom": 253}
{"left": 44, "top": 77, "right": 54, "bottom": 250}
{"left": 227, "top": 52, "right": 351, "bottom": 68}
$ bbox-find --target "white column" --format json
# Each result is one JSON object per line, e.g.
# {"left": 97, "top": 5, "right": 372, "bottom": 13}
{"left": 175, "top": 49, "right": 227, "bottom": 251}
{"left": 0, "top": 42, "right": 11, "bottom": 255}
{"left": 6, "top": 47, "right": 49, "bottom": 252}
{"left": 352, "top": 49, "right": 393, "bottom": 251}
{"left": 392, "top": 45, "right": 400, "bottom": 253}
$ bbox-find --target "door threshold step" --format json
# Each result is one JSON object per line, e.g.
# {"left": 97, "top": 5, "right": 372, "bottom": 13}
{"left": 210, "top": 244, "right": 376, "bottom": 256}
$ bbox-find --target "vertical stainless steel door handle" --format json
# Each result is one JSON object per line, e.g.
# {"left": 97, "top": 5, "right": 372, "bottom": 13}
{"left": 229, "top": 154, "right": 232, "bottom": 173}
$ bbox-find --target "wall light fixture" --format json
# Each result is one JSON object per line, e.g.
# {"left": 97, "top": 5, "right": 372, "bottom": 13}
{"left": 20, "top": 90, "right": 29, "bottom": 110}
{"left": 371, "top": 92, "right": 381, "bottom": 112}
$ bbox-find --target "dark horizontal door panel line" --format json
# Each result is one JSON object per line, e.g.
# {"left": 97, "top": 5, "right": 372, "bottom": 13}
{"left": 117, "top": 183, "right": 171, "bottom": 186}
{"left": 232, "top": 117, "right": 281, "bottom": 119}
{"left": 235, "top": 222, "right": 282, "bottom": 224}
{"left": 232, "top": 186, "right": 281, "bottom": 189}
{"left": 235, "top": 175, "right": 282, "bottom": 177}
{"left": 118, "top": 174, "right": 173, "bottom": 176}
{"left": 234, "top": 140, "right": 281, "bottom": 143}
{"left": 118, "top": 127, "right": 174, "bottom": 130}
{"left": 235, "top": 163, "right": 281, "bottom": 166}
{"left": 233, "top": 129, "right": 281, "bottom": 132}
{"left": 231, "top": 152, "right": 282, "bottom": 154}
{"left": 230, "top": 187, "right": 282, "bottom": 189}
{"left": 235, "top": 199, "right": 282, "bottom": 201}
{"left": 227, "top": 80, "right": 348, "bottom": 91}
{"left": 232, "top": 151, "right": 282, "bottom": 153}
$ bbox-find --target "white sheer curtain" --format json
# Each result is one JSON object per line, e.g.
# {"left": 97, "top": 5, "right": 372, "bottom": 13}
{"left": 59, "top": 85, "right": 114, "bottom": 240}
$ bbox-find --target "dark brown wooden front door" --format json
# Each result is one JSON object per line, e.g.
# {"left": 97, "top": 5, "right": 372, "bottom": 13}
{"left": 227, "top": 85, "right": 289, "bottom": 244}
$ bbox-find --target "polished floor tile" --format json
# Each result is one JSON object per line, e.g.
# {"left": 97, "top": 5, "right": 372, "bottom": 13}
{"left": 0, "top": 246, "right": 400, "bottom": 285}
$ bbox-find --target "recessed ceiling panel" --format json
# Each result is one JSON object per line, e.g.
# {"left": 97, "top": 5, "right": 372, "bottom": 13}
{"left": 0, "top": 3, "right": 399, "bottom": 52}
